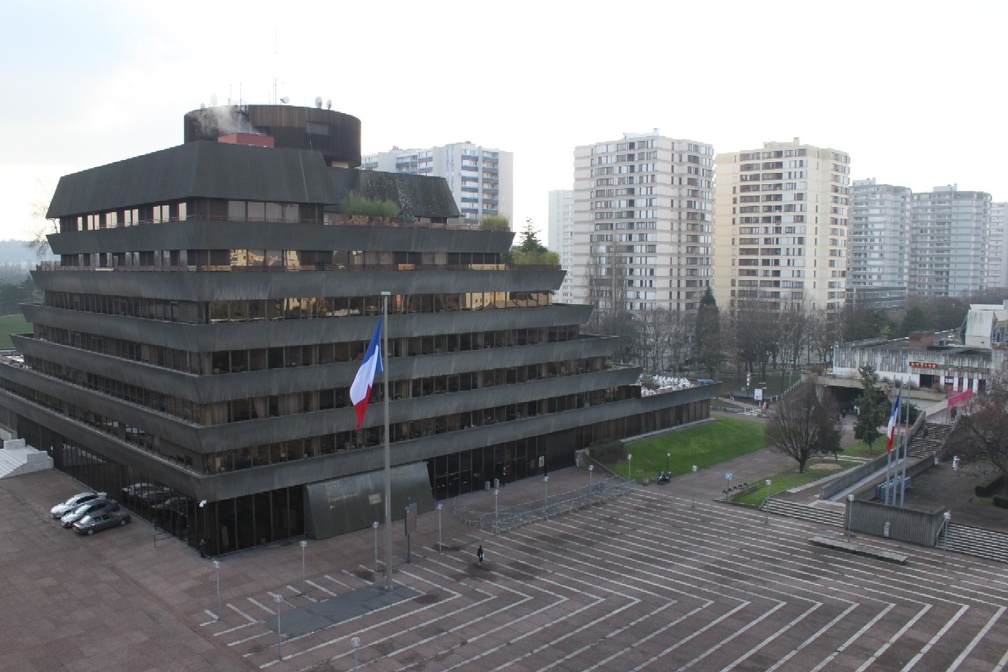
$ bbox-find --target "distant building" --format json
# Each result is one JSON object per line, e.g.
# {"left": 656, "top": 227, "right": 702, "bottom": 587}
{"left": 845, "top": 178, "right": 910, "bottom": 309}
{"left": 713, "top": 138, "right": 850, "bottom": 312}
{"left": 361, "top": 143, "right": 513, "bottom": 226}
{"left": 571, "top": 132, "right": 715, "bottom": 313}
{"left": 547, "top": 189, "right": 574, "bottom": 302}
{"left": 909, "top": 185, "right": 991, "bottom": 297}
{"left": 986, "top": 202, "right": 1008, "bottom": 291}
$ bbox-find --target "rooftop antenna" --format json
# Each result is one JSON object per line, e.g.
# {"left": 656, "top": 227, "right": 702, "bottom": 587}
{"left": 314, "top": 96, "right": 323, "bottom": 109}
{"left": 326, "top": 99, "right": 332, "bottom": 110}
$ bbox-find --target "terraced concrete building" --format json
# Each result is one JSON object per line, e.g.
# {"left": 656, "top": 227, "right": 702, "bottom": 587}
{"left": 0, "top": 104, "right": 712, "bottom": 554}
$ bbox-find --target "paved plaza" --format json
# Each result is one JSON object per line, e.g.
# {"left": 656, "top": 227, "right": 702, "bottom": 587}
{"left": 2, "top": 451, "right": 1007, "bottom": 671}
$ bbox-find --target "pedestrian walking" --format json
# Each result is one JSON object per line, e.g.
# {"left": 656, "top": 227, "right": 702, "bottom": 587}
{"left": 477, "top": 544, "right": 484, "bottom": 566}
{"left": 953, "top": 455, "right": 960, "bottom": 474}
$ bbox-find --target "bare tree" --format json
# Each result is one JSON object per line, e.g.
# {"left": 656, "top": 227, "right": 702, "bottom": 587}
{"left": 946, "top": 356, "right": 1008, "bottom": 478}
{"left": 732, "top": 299, "right": 779, "bottom": 385}
{"left": 26, "top": 187, "right": 56, "bottom": 260}
{"left": 636, "top": 307, "right": 681, "bottom": 372}
{"left": 764, "top": 380, "right": 841, "bottom": 472}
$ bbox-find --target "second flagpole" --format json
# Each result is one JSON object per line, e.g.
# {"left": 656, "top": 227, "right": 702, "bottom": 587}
{"left": 382, "top": 291, "right": 393, "bottom": 591}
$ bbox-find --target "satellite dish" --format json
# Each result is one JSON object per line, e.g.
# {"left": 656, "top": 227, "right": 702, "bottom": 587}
{"left": 210, "top": 93, "right": 218, "bottom": 106}
{"left": 314, "top": 96, "right": 323, "bottom": 109}
{"left": 326, "top": 99, "right": 332, "bottom": 110}
{"left": 280, "top": 97, "right": 289, "bottom": 104}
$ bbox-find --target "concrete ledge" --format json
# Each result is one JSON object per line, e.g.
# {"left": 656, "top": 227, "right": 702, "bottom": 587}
{"left": 810, "top": 535, "right": 909, "bottom": 564}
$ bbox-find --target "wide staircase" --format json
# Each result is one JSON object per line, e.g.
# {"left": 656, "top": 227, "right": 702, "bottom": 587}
{"left": 0, "top": 439, "right": 54, "bottom": 479}
{"left": 762, "top": 498, "right": 845, "bottom": 528}
{"left": 908, "top": 422, "right": 953, "bottom": 459}
{"left": 944, "top": 523, "right": 1008, "bottom": 563}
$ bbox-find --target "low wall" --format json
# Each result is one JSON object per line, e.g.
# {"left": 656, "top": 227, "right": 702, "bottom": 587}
{"left": 848, "top": 498, "right": 947, "bottom": 546}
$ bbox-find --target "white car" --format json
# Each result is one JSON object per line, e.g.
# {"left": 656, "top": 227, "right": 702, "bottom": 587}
{"left": 50, "top": 492, "right": 106, "bottom": 519}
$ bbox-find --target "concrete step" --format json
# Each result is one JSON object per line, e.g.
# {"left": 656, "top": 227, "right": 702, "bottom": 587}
{"left": 944, "top": 523, "right": 1008, "bottom": 563}
{"left": 763, "top": 499, "right": 846, "bottom": 527}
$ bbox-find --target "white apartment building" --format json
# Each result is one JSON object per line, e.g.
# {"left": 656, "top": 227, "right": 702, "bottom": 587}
{"left": 846, "top": 178, "right": 911, "bottom": 308}
{"left": 571, "top": 132, "right": 714, "bottom": 313}
{"left": 548, "top": 189, "right": 575, "bottom": 302}
{"left": 909, "top": 185, "right": 990, "bottom": 297}
{"left": 713, "top": 138, "right": 850, "bottom": 312}
{"left": 986, "top": 202, "right": 1008, "bottom": 291}
{"left": 361, "top": 142, "right": 513, "bottom": 226}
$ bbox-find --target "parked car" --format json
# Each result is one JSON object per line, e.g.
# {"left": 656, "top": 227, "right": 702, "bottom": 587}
{"left": 152, "top": 496, "right": 192, "bottom": 515}
{"left": 50, "top": 492, "right": 106, "bottom": 519}
{"left": 61, "top": 499, "right": 119, "bottom": 528}
{"left": 73, "top": 509, "right": 131, "bottom": 535}
{"left": 122, "top": 482, "right": 167, "bottom": 503}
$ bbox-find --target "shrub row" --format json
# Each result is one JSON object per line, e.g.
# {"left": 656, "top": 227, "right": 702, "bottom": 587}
{"left": 975, "top": 472, "right": 1005, "bottom": 498}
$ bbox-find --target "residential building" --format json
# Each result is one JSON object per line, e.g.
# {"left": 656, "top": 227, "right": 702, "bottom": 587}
{"left": 909, "top": 185, "right": 990, "bottom": 297}
{"left": 548, "top": 189, "right": 575, "bottom": 302}
{"left": 570, "top": 132, "right": 715, "bottom": 314}
{"left": 0, "top": 104, "right": 713, "bottom": 554}
{"left": 846, "top": 178, "right": 911, "bottom": 309}
{"left": 713, "top": 138, "right": 850, "bottom": 312}
{"left": 360, "top": 143, "right": 513, "bottom": 226}
{"left": 986, "top": 202, "right": 1008, "bottom": 291}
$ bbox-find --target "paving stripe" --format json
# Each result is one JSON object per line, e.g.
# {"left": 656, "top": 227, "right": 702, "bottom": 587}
{"left": 944, "top": 605, "right": 1007, "bottom": 672}
{"left": 901, "top": 603, "right": 970, "bottom": 671}
{"left": 854, "top": 604, "right": 932, "bottom": 672}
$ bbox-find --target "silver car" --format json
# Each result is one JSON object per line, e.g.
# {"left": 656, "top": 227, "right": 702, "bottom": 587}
{"left": 61, "top": 499, "right": 119, "bottom": 528}
{"left": 50, "top": 492, "right": 106, "bottom": 519}
{"left": 73, "top": 509, "right": 131, "bottom": 535}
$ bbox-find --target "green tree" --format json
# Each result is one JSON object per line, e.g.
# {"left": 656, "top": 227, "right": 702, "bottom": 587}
{"left": 853, "top": 365, "right": 889, "bottom": 452}
{"left": 899, "top": 306, "right": 930, "bottom": 336}
{"left": 508, "top": 218, "right": 558, "bottom": 265}
{"left": 693, "top": 288, "right": 722, "bottom": 376}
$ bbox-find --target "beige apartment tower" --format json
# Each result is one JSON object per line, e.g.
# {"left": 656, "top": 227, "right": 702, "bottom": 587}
{"left": 713, "top": 138, "right": 850, "bottom": 312}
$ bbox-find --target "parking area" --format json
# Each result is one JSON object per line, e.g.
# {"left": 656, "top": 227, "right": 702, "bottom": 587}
{"left": 2, "top": 454, "right": 1007, "bottom": 671}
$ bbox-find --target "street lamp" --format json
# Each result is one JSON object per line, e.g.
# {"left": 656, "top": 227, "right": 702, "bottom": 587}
{"left": 943, "top": 511, "right": 951, "bottom": 563}
{"left": 436, "top": 503, "right": 443, "bottom": 553}
{"left": 846, "top": 494, "right": 855, "bottom": 541}
{"left": 300, "top": 539, "right": 308, "bottom": 595}
{"left": 273, "top": 592, "right": 283, "bottom": 661}
{"left": 543, "top": 475, "right": 549, "bottom": 519}
{"left": 213, "top": 559, "right": 221, "bottom": 621}
{"left": 351, "top": 635, "right": 361, "bottom": 671}
{"left": 691, "top": 465, "right": 697, "bottom": 508}
{"left": 764, "top": 479, "right": 771, "bottom": 523}
{"left": 588, "top": 464, "right": 594, "bottom": 506}
{"left": 627, "top": 453, "right": 633, "bottom": 484}
{"left": 494, "top": 488, "right": 500, "bottom": 534}
{"left": 372, "top": 521, "right": 379, "bottom": 574}
{"left": 666, "top": 452, "right": 670, "bottom": 474}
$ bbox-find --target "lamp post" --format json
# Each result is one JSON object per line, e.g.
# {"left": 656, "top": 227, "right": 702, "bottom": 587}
{"left": 351, "top": 635, "right": 361, "bottom": 671}
{"left": 846, "top": 494, "right": 855, "bottom": 541}
{"left": 213, "top": 559, "right": 221, "bottom": 621}
{"left": 691, "top": 465, "right": 697, "bottom": 508}
{"left": 273, "top": 592, "right": 283, "bottom": 661}
{"left": 943, "top": 511, "right": 951, "bottom": 563}
{"left": 666, "top": 452, "right": 670, "bottom": 474}
{"left": 764, "top": 479, "right": 771, "bottom": 523}
{"left": 588, "top": 464, "right": 594, "bottom": 506}
{"left": 372, "top": 521, "right": 379, "bottom": 574}
{"left": 494, "top": 488, "right": 500, "bottom": 535}
{"left": 198, "top": 499, "right": 207, "bottom": 557}
{"left": 543, "top": 475, "right": 549, "bottom": 519}
{"left": 436, "top": 503, "right": 443, "bottom": 553}
{"left": 627, "top": 453, "right": 633, "bottom": 484}
{"left": 299, "top": 539, "right": 307, "bottom": 594}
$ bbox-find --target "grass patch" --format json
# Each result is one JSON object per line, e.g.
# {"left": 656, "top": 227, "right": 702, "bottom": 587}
{"left": 612, "top": 416, "right": 767, "bottom": 482}
{"left": 842, "top": 440, "right": 887, "bottom": 459}
{"left": 0, "top": 313, "right": 30, "bottom": 349}
{"left": 733, "top": 459, "right": 859, "bottom": 506}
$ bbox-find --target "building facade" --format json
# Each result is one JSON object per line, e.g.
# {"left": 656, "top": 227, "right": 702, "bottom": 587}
{"left": 0, "top": 105, "right": 712, "bottom": 555}
{"left": 846, "top": 178, "right": 911, "bottom": 308}
{"left": 712, "top": 138, "right": 850, "bottom": 312}
{"left": 548, "top": 189, "right": 575, "bottom": 302}
{"left": 909, "top": 185, "right": 990, "bottom": 298}
{"left": 360, "top": 143, "right": 514, "bottom": 226}
{"left": 986, "top": 202, "right": 1008, "bottom": 291}
{"left": 570, "top": 132, "right": 715, "bottom": 313}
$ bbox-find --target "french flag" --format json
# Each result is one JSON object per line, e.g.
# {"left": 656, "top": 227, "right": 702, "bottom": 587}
{"left": 350, "top": 317, "right": 383, "bottom": 430}
{"left": 885, "top": 389, "right": 901, "bottom": 453}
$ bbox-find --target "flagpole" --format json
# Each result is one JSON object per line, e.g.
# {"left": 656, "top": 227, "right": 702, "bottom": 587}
{"left": 899, "top": 384, "right": 909, "bottom": 506}
{"left": 381, "top": 291, "right": 392, "bottom": 591}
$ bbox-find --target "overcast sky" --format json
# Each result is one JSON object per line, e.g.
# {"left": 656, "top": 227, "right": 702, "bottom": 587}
{"left": 2, "top": 0, "right": 1005, "bottom": 245}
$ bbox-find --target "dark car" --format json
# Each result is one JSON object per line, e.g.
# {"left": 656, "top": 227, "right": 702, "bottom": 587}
{"left": 50, "top": 492, "right": 106, "bottom": 519}
{"left": 61, "top": 499, "right": 120, "bottom": 528}
{"left": 73, "top": 509, "right": 131, "bottom": 535}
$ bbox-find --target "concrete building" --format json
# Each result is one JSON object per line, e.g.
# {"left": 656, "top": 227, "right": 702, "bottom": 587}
{"left": 548, "top": 189, "right": 575, "bottom": 302}
{"left": 570, "top": 132, "right": 714, "bottom": 313}
{"left": 986, "top": 202, "right": 1008, "bottom": 291}
{"left": 846, "top": 178, "right": 912, "bottom": 309}
{"left": 909, "top": 185, "right": 991, "bottom": 298}
{"left": 0, "top": 104, "right": 713, "bottom": 554}
{"left": 713, "top": 138, "right": 850, "bottom": 312}
{"left": 361, "top": 143, "right": 513, "bottom": 226}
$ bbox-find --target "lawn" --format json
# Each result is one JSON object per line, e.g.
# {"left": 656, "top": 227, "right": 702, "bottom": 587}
{"left": 732, "top": 458, "right": 860, "bottom": 506}
{"left": 0, "top": 313, "right": 30, "bottom": 349}
{"left": 616, "top": 415, "right": 768, "bottom": 482}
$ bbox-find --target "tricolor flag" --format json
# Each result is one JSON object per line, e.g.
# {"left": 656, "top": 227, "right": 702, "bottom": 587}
{"left": 350, "top": 317, "right": 383, "bottom": 430}
{"left": 885, "top": 389, "right": 901, "bottom": 453}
